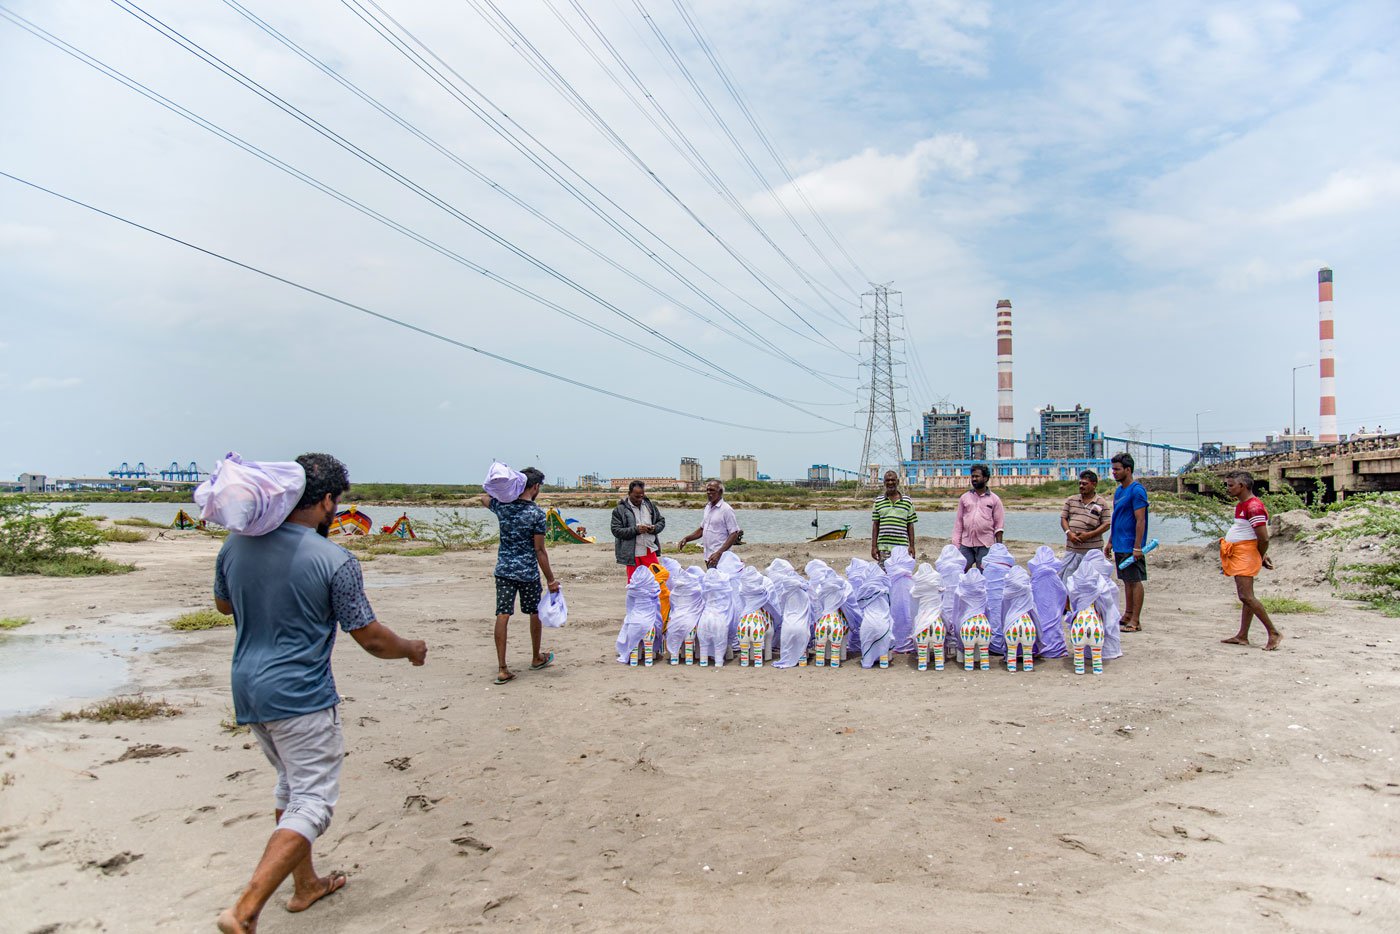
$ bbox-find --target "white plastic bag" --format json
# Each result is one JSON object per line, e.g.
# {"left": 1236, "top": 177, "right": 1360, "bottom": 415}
{"left": 483, "top": 461, "right": 526, "bottom": 503}
{"left": 539, "top": 587, "right": 568, "bottom": 629}
{"left": 194, "top": 452, "right": 306, "bottom": 536}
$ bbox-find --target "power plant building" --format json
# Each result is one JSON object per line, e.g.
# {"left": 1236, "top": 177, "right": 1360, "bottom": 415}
{"left": 679, "top": 457, "right": 703, "bottom": 485}
{"left": 909, "top": 406, "right": 987, "bottom": 461}
{"left": 1025, "top": 404, "right": 1105, "bottom": 459}
{"left": 719, "top": 454, "right": 758, "bottom": 483}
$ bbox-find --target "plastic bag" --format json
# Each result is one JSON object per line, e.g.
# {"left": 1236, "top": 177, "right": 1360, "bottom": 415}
{"left": 483, "top": 461, "right": 526, "bottom": 504}
{"left": 856, "top": 576, "right": 894, "bottom": 668}
{"left": 539, "top": 586, "right": 568, "bottom": 629}
{"left": 983, "top": 543, "right": 1017, "bottom": 655}
{"left": 955, "top": 568, "right": 991, "bottom": 665}
{"left": 1068, "top": 552, "right": 1122, "bottom": 661}
{"left": 934, "top": 544, "right": 966, "bottom": 660}
{"left": 770, "top": 572, "right": 813, "bottom": 668}
{"left": 1000, "top": 566, "right": 1037, "bottom": 665}
{"left": 698, "top": 568, "right": 735, "bottom": 666}
{"left": 663, "top": 563, "right": 705, "bottom": 658}
{"left": 193, "top": 452, "right": 306, "bottom": 537}
{"left": 736, "top": 566, "right": 775, "bottom": 663}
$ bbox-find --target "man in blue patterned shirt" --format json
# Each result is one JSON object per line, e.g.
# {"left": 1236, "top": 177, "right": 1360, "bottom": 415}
{"left": 214, "top": 453, "right": 426, "bottom": 934}
{"left": 480, "top": 466, "right": 559, "bottom": 685}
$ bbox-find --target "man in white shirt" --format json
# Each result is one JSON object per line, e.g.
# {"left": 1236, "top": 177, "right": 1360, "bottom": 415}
{"left": 676, "top": 480, "right": 741, "bottom": 568}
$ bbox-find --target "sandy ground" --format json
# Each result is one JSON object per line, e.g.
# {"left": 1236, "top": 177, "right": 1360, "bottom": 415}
{"left": 1, "top": 528, "right": 1398, "bottom": 933}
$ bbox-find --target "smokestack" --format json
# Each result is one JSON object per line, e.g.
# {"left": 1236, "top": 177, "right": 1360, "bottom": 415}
{"left": 1318, "top": 268, "right": 1337, "bottom": 443}
{"left": 996, "top": 299, "right": 1014, "bottom": 458}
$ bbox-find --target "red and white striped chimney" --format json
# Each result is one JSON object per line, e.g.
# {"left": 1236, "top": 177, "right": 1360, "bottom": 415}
{"left": 996, "top": 299, "right": 1014, "bottom": 458}
{"left": 1318, "top": 267, "right": 1337, "bottom": 443}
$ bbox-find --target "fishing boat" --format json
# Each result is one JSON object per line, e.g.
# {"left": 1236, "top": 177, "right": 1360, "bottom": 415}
{"left": 380, "top": 513, "right": 417, "bottom": 539}
{"left": 329, "top": 505, "right": 372, "bottom": 535}
{"left": 808, "top": 509, "right": 850, "bottom": 542}
{"left": 546, "top": 507, "right": 596, "bottom": 544}
{"left": 171, "top": 509, "right": 202, "bottom": 530}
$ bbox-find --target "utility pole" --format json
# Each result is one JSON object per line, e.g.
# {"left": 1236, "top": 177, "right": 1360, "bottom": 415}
{"left": 858, "top": 283, "right": 906, "bottom": 485}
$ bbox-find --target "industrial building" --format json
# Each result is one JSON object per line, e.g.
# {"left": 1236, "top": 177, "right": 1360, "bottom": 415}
{"left": 908, "top": 406, "right": 988, "bottom": 461}
{"left": 719, "top": 454, "right": 758, "bottom": 483}
{"left": 1025, "top": 404, "right": 1105, "bottom": 459}
{"left": 679, "top": 457, "right": 703, "bottom": 485}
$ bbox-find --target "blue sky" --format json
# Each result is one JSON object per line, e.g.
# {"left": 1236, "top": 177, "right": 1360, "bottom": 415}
{"left": 2, "top": 0, "right": 1397, "bottom": 483}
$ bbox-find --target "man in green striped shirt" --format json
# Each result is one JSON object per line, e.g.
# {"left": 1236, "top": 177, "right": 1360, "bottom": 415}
{"left": 871, "top": 470, "right": 917, "bottom": 563}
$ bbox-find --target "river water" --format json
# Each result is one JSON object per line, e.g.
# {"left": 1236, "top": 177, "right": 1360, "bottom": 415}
{"left": 62, "top": 501, "right": 1205, "bottom": 545}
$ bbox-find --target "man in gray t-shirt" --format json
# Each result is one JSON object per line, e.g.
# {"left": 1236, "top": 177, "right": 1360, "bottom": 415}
{"left": 215, "top": 453, "right": 426, "bottom": 934}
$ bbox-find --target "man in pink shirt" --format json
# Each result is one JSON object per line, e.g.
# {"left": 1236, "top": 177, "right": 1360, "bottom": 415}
{"left": 952, "top": 464, "right": 1004, "bottom": 570}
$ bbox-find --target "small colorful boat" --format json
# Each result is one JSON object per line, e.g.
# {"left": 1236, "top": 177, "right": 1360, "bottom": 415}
{"left": 329, "top": 506, "right": 372, "bottom": 535}
{"left": 546, "top": 507, "right": 595, "bottom": 544}
{"left": 171, "top": 509, "right": 202, "bottom": 530}
{"left": 380, "top": 513, "right": 416, "bottom": 539}
{"left": 810, "top": 526, "right": 850, "bottom": 542}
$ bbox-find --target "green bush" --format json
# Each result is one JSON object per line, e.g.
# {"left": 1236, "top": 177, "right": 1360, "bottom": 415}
{"left": 114, "top": 517, "right": 162, "bottom": 528}
{"left": 1258, "top": 597, "right": 1319, "bottom": 614}
{"left": 1311, "top": 493, "right": 1400, "bottom": 611}
{"left": 419, "top": 510, "right": 495, "bottom": 550}
{"left": 99, "top": 526, "right": 147, "bottom": 543}
{"left": 60, "top": 696, "right": 182, "bottom": 722}
{"left": 0, "top": 499, "right": 133, "bottom": 575}
{"left": 0, "top": 616, "right": 32, "bottom": 630}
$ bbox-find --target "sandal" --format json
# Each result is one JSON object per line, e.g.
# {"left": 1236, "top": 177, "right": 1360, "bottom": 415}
{"left": 1121, "top": 622, "right": 1142, "bottom": 633}
{"left": 492, "top": 672, "right": 516, "bottom": 685}
{"left": 530, "top": 652, "right": 555, "bottom": 671}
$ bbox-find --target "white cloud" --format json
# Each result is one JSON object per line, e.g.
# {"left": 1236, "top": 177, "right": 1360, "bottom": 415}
{"left": 894, "top": 0, "right": 991, "bottom": 75}
{"left": 1268, "top": 164, "right": 1400, "bottom": 223}
{"left": 25, "top": 376, "right": 83, "bottom": 391}
{"left": 759, "top": 135, "right": 978, "bottom": 216}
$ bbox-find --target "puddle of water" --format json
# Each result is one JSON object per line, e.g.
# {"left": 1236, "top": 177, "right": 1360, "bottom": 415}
{"left": 0, "top": 627, "right": 177, "bottom": 720}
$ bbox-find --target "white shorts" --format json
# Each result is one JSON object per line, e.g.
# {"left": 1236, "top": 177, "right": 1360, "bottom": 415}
{"left": 250, "top": 706, "right": 344, "bottom": 843}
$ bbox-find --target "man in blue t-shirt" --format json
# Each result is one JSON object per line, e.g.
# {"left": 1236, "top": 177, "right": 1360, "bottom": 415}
{"left": 214, "top": 453, "right": 426, "bottom": 934}
{"left": 1105, "top": 451, "right": 1149, "bottom": 633}
{"left": 480, "top": 466, "right": 559, "bottom": 685}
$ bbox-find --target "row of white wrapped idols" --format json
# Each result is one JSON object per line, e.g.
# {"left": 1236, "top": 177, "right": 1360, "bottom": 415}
{"left": 616, "top": 544, "right": 1125, "bottom": 675}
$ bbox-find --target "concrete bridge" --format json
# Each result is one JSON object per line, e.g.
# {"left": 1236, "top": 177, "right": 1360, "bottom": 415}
{"left": 1180, "top": 434, "right": 1400, "bottom": 502}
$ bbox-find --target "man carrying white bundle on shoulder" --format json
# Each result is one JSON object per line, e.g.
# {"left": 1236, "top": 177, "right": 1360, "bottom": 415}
{"left": 214, "top": 453, "right": 426, "bottom": 934}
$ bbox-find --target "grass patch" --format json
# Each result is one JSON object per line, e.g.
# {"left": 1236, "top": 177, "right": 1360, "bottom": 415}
{"left": 61, "top": 695, "right": 182, "bottom": 722}
{"left": 220, "top": 708, "right": 250, "bottom": 736}
{"left": 364, "top": 543, "right": 446, "bottom": 557}
{"left": 17, "top": 555, "right": 137, "bottom": 577}
{"left": 1259, "top": 597, "right": 1320, "bottom": 614}
{"left": 100, "top": 526, "right": 147, "bottom": 543}
{"left": 0, "top": 616, "right": 32, "bottom": 630}
{"left": 114, "top": 517, "right": 162, "bottom": 528}
{"left": 169, "top": 609, "right": 233, "bottom": 631}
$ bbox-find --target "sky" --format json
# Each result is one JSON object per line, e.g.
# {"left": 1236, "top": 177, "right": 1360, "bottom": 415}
{"left": 2, "top": 0, "right": 1398, "bottom": 484}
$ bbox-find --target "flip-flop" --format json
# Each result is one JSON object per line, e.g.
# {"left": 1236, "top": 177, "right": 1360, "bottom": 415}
{"left": 493, "top": 672, "right": 516, "bottom": 685}
{"left": 530, "top": 652, "right": 555, "bottom": 671}
{"left": 1121, "top": 623, "right": 1142, "bottom": 633}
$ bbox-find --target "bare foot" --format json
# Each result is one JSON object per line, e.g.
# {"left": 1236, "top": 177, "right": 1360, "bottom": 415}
{"left": 216, "top": 908, "right": 255, "bottom": 933}
{"left": 1264, "top": 631, "right": 1284, "bottom": 651}
{"left": 1221, "top": 635, "right": 1250, "bottom": 645}
{"left": 287, "top": 871, "right": 346, "bottom": 913}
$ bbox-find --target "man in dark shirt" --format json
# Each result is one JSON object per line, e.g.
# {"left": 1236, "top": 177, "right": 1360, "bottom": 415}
{"left": 215, "top": 453, "right": 426, "bottom": 934}
{"left": 480, "top": 466, "right": 559, "bottom": 684}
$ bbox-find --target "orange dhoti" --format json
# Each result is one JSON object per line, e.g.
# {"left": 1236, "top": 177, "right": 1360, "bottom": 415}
{"left": 1220, "top": 539, "right": 1262, "bottom": 578}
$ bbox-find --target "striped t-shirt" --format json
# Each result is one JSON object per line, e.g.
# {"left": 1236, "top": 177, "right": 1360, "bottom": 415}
{"left": 872, "top": 495, "right": 917, "bottom": 550}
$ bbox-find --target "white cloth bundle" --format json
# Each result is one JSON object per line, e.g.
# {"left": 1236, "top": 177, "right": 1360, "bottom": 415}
{"left": 483, "top": 461, "right": 526, "bottom": 503}
{"left": 698, "top": 568, "right": 736, "bottom": 666}
{"left": 770, "top": 571, "right": 814, "bottom": 668}
{"left": 663, "top": 562, "right": 705, "bottom": 658}
{"left": 955, "top": 568, "right": 990, "bottom": 661}
{"left": 1067, "top": 552, "right": 1122, "bottom": 660}
{"left": 910, "top": 561, "right": 942, "bottom": 644}
{"left": 884, "top": 545, "right": 917, "bottom": 653}
{"left": 983, "top": 543, "right": 1017, "bottom": 655}
{"left": 1027, "top": 546, "right": 1068, "bottom": 657}
{"left": 935, "top": 544, "right": 966, "bottom": 660}
{"left": 855, "top": 576, "right": 894, "bottom": 668}
{"left": 615, "top": 565, "right": 661, "bottom": 662}
{"left": 538, "top": 586, "right": 568, "bottom": 629}
{"left": 1000, "top": 566, "right": 1036, "bottom": 654}
{"left": 735, "top": 566, "right": 775, "bottom": 661}
{"left": 806, "top": 562, "right": 851, "bottom": 662}
{"left": 194, "top": 452, "right": 306, "bottom": 537}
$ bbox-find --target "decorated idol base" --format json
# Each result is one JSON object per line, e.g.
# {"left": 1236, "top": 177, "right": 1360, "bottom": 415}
{"left": 813, "top": 611, "right": 847, "bottom": 669}
{"left": 915, "top": 615, "right": 946, "bottom": 671}
{"left": 960, "top": 614, "right": 992, "bottom": 671}
{"left": 1069, "top": 607, "right": 1106, "bottom": 675}
{"left": 628, "top": 627, "right": 657, "bottom": 668}
{"left": 1004, "top": 612, "right": 1037, "bottom": 672}
{"left": 737, "top": 610, "right": 772, "bottom": 668}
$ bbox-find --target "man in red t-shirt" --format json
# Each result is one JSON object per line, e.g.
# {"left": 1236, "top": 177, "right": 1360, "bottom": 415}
{"left": 1219, "top": 471, "right": 1283, "bottom": 650}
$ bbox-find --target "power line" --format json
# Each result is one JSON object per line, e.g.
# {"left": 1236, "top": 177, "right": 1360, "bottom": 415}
{"left": 0, "top": 170, "right": 851, "bottom": 435}
{"left": 345, "top": 0, "right": 854, "bottom": 356}
{"left": 215, "top": 0, "right": 850, "bottom": 395}
{"left": 98, "top": 0, "right": 848, "bottom": 422}
{"left": 667, "top": 0, "right": 870, "bottom": 289}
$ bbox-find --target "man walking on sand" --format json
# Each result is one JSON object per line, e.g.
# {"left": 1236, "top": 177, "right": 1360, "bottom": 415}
{"left": 1105, "top": 452, "right": 1149, "bottom": 632}
{"left": 676, "top": 480, "right": 741, "bottom": 568}
{"left": 480, "top": 466, "right": 559, "bottom": 684}
{"left": 1060, "top": 469, "right": 1111, "bottom": 582}
{"left": 214, "top": 453, "right": 427, "bottom": 934}
{"left": 871, "top": 469, "right": 917, "bottom": 563}
{"left": 611, "top": 480, "right": 667, "bottom": 581}
{"left": 1220, "top": 471, "right": 1284, "bottom": 650}
{"left": 952, "top": 464, "right": 1004, "bottom": 571}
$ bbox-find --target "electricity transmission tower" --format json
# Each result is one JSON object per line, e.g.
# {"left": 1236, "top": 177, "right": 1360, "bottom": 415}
{"left": 858, "top": 283, "right": 906, "bottom": 484}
